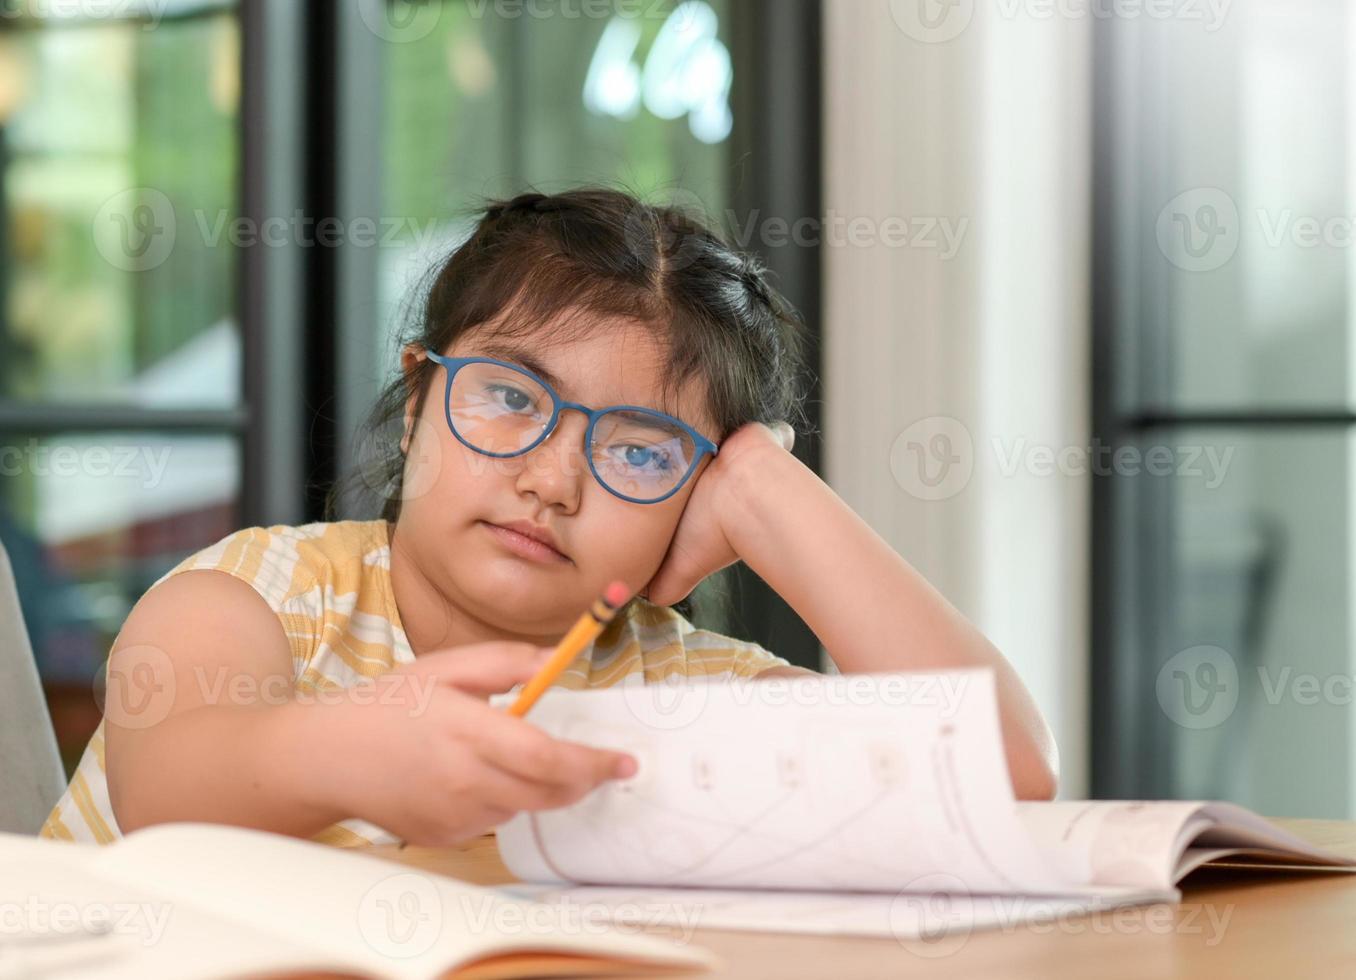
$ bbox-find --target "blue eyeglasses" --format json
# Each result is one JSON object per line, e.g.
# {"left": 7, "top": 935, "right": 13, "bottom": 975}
{"left": 423, "top": 350, "right": 719, "bottom": 504}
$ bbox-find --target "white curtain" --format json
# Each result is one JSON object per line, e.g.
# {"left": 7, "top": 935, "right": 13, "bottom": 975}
{"left": 822, "top": 0, "right": 1092, "bottom": 796}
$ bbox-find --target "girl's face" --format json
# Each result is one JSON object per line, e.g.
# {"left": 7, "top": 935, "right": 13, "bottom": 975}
{"left": 395, "top": 316, "right": 715, "bottom": 641}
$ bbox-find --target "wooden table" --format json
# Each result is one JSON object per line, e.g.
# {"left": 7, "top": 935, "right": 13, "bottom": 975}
{"left": 360, "top": 820, "right": 1356, "bottom": 979}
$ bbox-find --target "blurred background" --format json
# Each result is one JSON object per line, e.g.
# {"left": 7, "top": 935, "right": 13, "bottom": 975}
{"left": 1, "top": 0, "right": 1350, "bottom": 819}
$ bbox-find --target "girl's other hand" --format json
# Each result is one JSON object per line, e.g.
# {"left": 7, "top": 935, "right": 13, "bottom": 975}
{"left": 642, "top": 420, "right": 795, "bottom": 607}
{"left": 316, "top": 643, "right": 638, "bottom": 847}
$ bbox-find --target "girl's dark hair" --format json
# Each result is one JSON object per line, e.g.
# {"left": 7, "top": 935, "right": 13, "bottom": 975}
{"left": 330, "top": 186, "right": 813, "bottom": 622}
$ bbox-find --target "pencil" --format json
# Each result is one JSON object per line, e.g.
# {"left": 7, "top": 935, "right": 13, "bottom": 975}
{"left": 506, "top": 580, "right": 633, "bottom": 717}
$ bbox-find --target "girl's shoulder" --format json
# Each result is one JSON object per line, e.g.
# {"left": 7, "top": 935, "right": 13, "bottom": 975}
{"left": 149, "top": 519, "right": 393, "bottom": 614}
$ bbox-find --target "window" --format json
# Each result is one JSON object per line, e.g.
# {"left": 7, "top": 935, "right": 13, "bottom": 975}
{"left": 0, "top": 2, "right": 243, "bottom": 770}
{"left": 1093, "top": 1, "right": 1356, "bottom": 816}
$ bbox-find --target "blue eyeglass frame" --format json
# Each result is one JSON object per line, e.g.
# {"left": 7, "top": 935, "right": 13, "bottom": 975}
{"left": 423, "top": 349, "right": 720, "bottom": 504}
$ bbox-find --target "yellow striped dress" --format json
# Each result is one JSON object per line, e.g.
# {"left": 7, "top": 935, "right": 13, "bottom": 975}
{"left": 39, "top": 519, "right": 791, "bottom": 846}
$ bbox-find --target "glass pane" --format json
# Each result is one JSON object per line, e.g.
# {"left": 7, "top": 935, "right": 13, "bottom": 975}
{"left": 376, "top": 0, "right": 733, "bottom": 381}
{"left": 0, "top": 6, "right": 241, "bottom": 407}
{"left": 0, "top": 432, "right": 240, "bottom": 773}
{"left": 1109, "top": 1, "right": 1355, "bottom": 413}
{"left": 1112, "top": 429, "right": 1353, "bottom": 817}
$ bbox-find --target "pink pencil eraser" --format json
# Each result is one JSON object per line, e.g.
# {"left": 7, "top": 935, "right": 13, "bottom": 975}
{"left": 603, "top": 580, "right": 633, "bottom": 608}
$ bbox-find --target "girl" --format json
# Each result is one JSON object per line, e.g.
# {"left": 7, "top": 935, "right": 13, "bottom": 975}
{"left": 41, "top": 188, "right": 1056, "bottom": 849}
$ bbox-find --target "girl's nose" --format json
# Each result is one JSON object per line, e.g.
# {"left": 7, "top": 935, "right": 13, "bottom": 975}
{"left": 514, "top": 412, "right": 589, "bottom": 509}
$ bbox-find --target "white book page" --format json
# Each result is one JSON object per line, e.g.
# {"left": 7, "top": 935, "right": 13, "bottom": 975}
{"left": 496, "top": 669, "right": 1069, "bottom": 896}
{"left": 1017, "top": 800, "right": 1356, "bottom": 890}
{"left": 1184, "top": 802, "right": 1356, "bottom": 875}
{"left": 78, "top": 823, "right": 715, "bottom": 979}
{"left": 0, "top": 856, "right": 344, "bottom": 980}
{"left": 499, "top": 881, "right": 1178, "bottom": 942}
{"left": 1015, "top": 801, "right": 1211, "bottom": 890}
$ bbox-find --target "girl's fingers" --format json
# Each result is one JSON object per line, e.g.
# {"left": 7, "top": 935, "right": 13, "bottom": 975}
{"left": 463, "top": 756, "right": 595, "bottom": 815}
{"left": 456, "top": 704, "right": 634, "bottom": 789}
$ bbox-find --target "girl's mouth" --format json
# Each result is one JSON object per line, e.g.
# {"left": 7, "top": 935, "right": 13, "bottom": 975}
{"left": 479, "top": 521, "right": 572, "bottom": 565}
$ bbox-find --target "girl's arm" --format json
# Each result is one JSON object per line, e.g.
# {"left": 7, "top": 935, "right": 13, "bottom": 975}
{"left": 104, "top": 570, "right": 351, "bottom": 836}
{"left": 724, "top": 443, "right": 1059, "bottom": 801}
{"left": 105, "top": 571, "right": 635, "bottom": 844}
{"left": 646, "top": 424, "right": 1059, "bottom": 801}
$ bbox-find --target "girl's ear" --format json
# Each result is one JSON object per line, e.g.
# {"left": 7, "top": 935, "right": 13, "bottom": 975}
{"left": 399, "top": 344, "right": 426, "bottom": 455}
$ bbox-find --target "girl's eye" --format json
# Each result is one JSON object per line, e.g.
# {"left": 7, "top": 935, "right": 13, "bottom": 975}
{"left": 617, "top": 444, "right": 674, "bottom": 473}
{"left": 486, "top": 383, "right": 539, "bottom": 414}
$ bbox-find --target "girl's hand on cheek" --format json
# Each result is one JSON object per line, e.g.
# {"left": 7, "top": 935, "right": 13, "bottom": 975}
{"left": 643, "top": 421, "right": 795, "bottom": 606}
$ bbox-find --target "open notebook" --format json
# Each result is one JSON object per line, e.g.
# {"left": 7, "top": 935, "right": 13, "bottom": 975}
{"left": 0, "top": 824, "right": 717, "bottom": 979}
{"left": 488, "top": 670, "right": 1356, "bottom": 940}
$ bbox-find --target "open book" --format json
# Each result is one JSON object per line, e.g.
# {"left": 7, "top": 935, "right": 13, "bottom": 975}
{"left": 0, "top": 823, "right": 717, "bottom": 979}
{"left": 488, "top": 670, "right": 1356, "bottom": 940}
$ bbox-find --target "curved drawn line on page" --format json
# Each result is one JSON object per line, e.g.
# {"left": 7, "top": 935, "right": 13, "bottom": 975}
{"left": 530, "top": 810, "right": 576, "bottom": 883}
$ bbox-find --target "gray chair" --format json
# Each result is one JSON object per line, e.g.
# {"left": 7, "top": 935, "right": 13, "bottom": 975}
{"left": 0, "top": 538, "right": 65, "bottom": 834}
